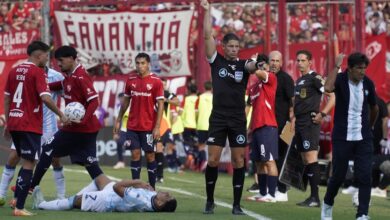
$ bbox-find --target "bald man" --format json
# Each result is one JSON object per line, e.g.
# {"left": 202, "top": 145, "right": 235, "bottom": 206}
{"left": 269, "top": 51, "right": 295, "bottom": 202}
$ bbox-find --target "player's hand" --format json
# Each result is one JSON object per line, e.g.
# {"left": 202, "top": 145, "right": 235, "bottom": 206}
{"left": 113, "top": 120, "right": 121, "bottom": 135}
{"left": 200, "top": 0, "right": 210, "bottom": 10}
{"left": 3, "top": 126, "right": 11, "bottom": 141}
{"left": 335, "top": 53, "right": 345, "bottom": 68}
{"left": 60, "top": 114, "right": 71, "bottom": 126}
{"left": 312, "top": 113, "right": 323, "bottom": 124}
{"left": 113, "top": 133, "right": 120, "bottom": 141}
{"left": 152, "top": 126, "right": 160, "bottom": 140}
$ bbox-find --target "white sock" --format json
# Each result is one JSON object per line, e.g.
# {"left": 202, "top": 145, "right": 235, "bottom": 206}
{"left": 0, "top": 166, "right": 15, "bottom": 198}
{"left": 38, "top": 197, "right": 74, "bottom": 210}
{"left": 76, "top": 180, "right": 98, "bottom": 195}
{"left": 53, "top": 167, "right": 66, "bottom": 199}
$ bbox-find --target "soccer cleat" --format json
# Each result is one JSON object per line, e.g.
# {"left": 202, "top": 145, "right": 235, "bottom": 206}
{"left": 10, "top": 185, "right": 34, "bottom": 194}
{"left": 296, "top": 197, "right": 320, "bottom": 207}
{"left": 275, "top": 191, "right": 288, "bottom": 202}
{"left": 9, "top": 198, "right": 16, "bottom": 209}
{"left": 156, "top": 177, "right": 164, "bottom": 183}
{"left": 356, "top": 215, "right": 370, "bottom": 220}
{"left": 232, "top": 205, "right": 245, "bottom": 215}
{"left": 321, "top": 201, "right": 333, "bottom": 220}
{"left": 32, "top": 186, "right": 45, "bottom": 210}
{"left": 370, "top": 187, "right": 386, "bottom": 198}
{"left": 342, "top": 186, "right": 358, "bottom": 195}
{"left": 13, "top": 208, "right": 36, "bottom": 216}
{"left": 113, "top": 161, "right": 125, "bottom": 169}
{"left": 246, "top": 183, "right": 259, "bottom": 193}
{"left": 256, "top": 194, "right": 276, "bottom": 203}
{"left": 203, "top": 201, "right": 215, "bottom": 214}
{"left": 0, "top": 196, "right": 6, "bottom": 206}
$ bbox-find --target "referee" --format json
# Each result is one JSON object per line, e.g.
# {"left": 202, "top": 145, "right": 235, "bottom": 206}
{"left": 321, "top": 53, "right": 378, "bottom": 220}
{"left": 201, "top": 0, "right": 261, "bottom": 215}
{"left": 292, "top": 50, "right": 335, "bottom": 207}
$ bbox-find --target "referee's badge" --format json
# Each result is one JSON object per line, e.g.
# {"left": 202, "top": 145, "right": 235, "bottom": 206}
{"left": 219, "top": 68, "right": 228, "bottom": 78}
{"left": 300, "top": 88, "right": 307, "bottom": 98}
{"left": 303, "top": 140, "right": 310, "bottom": 149}
{"left": 236, "top": 134, "right": 246, "bottom": 144}
{"left": 234, "top": 71, "right": 243, "bottom": 83}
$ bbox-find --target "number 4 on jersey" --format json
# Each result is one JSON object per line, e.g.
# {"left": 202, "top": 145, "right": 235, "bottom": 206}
{"left": 13, "top": 82, "right": 23, "bottom": 108}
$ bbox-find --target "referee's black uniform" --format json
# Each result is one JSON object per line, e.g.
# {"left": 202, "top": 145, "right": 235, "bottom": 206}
{"left": 323, "top": 71, "right": 377, "bottom": 218}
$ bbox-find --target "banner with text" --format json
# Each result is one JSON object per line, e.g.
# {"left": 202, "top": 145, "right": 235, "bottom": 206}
{"left": 54, "top": 10, "right": 194, "bottom": 76}
{"left": 0, "top": 29, "right": 40, "bottom": 60}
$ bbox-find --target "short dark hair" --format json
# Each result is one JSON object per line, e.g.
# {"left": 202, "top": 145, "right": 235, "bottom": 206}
{"left": 347, "top": 52, "right": 370, "bottom": 68}
{"left": 222, "top": 33, "right": 240, "bottom": 44}
{"left": 188, "top": 83, "right": 197, "bottom": 94}
{"left": 54, "top": 46, "right": 77, "bottom": 59}
{"left": 27, "top": 41, "right": 50, "bottom": 56}
{"left": 159, "top": 198, "right": 177, "bottom": 212}
{"left": 204, "top": 81, "right": 212, "bottom": 91}
{"left": 135, "top": 52, "right": 150, "bottom": 63}
{"left": 256, "top": 54, "right": 269, "bottom": 64}
{"left": 296, "top": 50, "right": 312, "bottom": 60}
{"left": 118, "top": 92, "right": 124, "bottom": 98}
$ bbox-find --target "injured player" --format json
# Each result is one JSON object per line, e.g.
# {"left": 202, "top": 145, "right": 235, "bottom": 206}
{"left": 32, "top": 174, "right": 177, "bottom": 213}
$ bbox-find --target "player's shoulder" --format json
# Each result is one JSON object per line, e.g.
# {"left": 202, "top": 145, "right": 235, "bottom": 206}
{"left": 149, "top": 73, "right": 163, "bottom": 83}
{"left": 127, "top": 73, "right": 138, "bottom": 81}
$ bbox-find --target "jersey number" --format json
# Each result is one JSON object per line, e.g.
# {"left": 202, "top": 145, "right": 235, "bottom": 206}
{"left": 13, "top": 82, "right": 23, "bottom": 108}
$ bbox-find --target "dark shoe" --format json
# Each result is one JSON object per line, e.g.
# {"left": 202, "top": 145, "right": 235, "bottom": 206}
{"left": 232, "top": 205, "right": 245, "bottom": 215}
{"left": 246, "top": 183, "right": 259, "bottom": 193}
{"left": 203, "top": 201, "right": 215, "bottom": 214}
{"left": 296, "top": 197, "right": 320, "bottom": 207}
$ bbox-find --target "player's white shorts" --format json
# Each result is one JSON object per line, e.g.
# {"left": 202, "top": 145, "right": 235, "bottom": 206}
{"left": 10, "top": 131, "right": 56, "bottom": 160}
{"left": 81, "top": 182, "right": 116, "bottom": 212}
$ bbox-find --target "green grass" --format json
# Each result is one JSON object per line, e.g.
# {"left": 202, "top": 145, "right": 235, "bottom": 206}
{"left": 0, "top": 165, "right": 389, "bottom": 220}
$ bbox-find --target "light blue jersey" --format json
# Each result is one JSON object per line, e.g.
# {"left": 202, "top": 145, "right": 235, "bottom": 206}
{"left": 81, "top": 183, "right": 156, "bottom": 212}
{"left": 42, "top": 68, "right": 64, "bottom": 136}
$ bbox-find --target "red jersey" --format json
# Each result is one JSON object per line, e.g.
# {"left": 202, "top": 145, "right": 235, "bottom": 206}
{"left": 60, "top": 64, "right": 100, "bottom": 133}
{"left": 125, "top": 73, "right": 164, "bottom": 131}
{"left": 248, "top": 72, "right": 278, "bottom": 130}
{"left": 4, "top": 62, "right": 50, "bottom": 134}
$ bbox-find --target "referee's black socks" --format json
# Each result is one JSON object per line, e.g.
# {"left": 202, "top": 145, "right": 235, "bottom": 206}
{"left": 233, "top": 167, "right": 245, "bottom": 206}
{"left": 306, "top": 162, "right": 320, "bottom": 199}
{"left": 205, "top": 165, "right": 218, "bottom": 203}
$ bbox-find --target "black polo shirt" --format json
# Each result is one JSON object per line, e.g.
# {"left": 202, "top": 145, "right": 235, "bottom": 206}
{"left": 275, "top": 70, "right": 294, "bottom": 130}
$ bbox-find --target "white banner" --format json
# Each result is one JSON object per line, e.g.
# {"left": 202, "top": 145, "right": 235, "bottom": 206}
{"left": 54, "top": 10, "right": 194, "bottom": 76}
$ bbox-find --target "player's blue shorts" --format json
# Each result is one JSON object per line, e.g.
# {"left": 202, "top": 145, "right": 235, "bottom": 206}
{"left": 160, "top": 129, "right": 174, "bottom": 146}
{"left": 117, "top": 131, "right": 131, "bottom": 149}
{"left": 10, "top": 131, "right": 41, "bottom": 161}
{"left": 126, "top": 130, "right": 154, "bottom": 152}
{"left": 250, "top": 126, "right": 278, "bottom": 162}
{"left": 42, "top": 130, "right": 98, "bottom": 165}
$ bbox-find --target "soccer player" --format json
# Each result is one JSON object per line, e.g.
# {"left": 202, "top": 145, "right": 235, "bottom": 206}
{"left": 246, "top": 55, "right": 279, "bottom": 203}
{"left": 181, "top": 83, "right": 198, "bottom": 163}
{"left": 201, "top": 0, "right": 264, "bottom": 215}
{"left": 30, "top": 46, "right": 105, "bottom": 195}
{"left": 113, "top": 93, "right": 128, "bottom": 169}
{"left": 32, "top": 175, "right": 177, "bottom": 213}
{"left": 292, "top": 50, "right": 335, "bottom": 208}
{"left": 0, "top": 67, "right": 66, "bottom": 207}
{"left": 322, "top": 53, "right": 378, "bottom": 220}
{"left": 3, "top": 41, "right": 68, "bottom": 216}
{"left": 114, "top": 53, "right": 164, "bottom": 190}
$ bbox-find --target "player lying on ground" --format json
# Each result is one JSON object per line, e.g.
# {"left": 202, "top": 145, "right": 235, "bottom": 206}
{"left": 32, "top": 174, "right": 177, "bottom": 213}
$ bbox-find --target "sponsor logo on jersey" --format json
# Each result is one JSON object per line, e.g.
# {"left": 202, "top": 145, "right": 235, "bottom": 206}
{"left": 9, "top": 109, "right": 24, "bottom": 118}
{"left": 219, "top": 68, "right": 228, "bottom": 77}
{"left": 131, "top": 91, "right": 151, "bottom": 97}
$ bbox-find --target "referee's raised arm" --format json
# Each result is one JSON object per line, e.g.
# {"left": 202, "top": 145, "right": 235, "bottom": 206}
{"left": 201, "top": 0, "right": 216, "bottom": 60}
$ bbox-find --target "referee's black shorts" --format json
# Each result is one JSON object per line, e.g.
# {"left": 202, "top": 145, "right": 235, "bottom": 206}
{"left": 294, "top": 115, "right": 320, "bottom": 152}
{"left": 207, "top": 110, "right": 247, "bottom": 147}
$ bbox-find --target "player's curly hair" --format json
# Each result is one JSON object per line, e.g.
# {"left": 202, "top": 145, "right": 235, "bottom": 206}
{"left": 54, "top": 46, "right": 77, "bottom": 59}
{"left": 347, "top": 52, "right": 369, "bottom": 68}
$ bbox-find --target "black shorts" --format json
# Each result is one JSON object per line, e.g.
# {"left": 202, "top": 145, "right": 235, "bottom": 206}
{"left": 126, "top": 130, "right": 154, "bottom": 152}
{"left": 10, "top": 131, "right": 41, "bottom": 161}
{"left": 183, "top": 128, "right": 197, "bottom": 145}
{"left": 42, "top": 130, "right": 98, "bottom": 165}
{"left": 197, "top": 130, "right": 208, "bottom": 144}
{"left": 250, "top": 126, "right": 279, "bottom": 162}
{"left": 160, "top": 129, "right": 174, "bottom": 146}
{"left": 293, "top": 122, "right": 320, "bottom": 152}
{"left": 207, "top": 110, "right": 247, "bottom": 147}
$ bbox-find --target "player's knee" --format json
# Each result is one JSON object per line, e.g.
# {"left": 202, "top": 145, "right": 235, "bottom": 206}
{"left": 207, "top": 159, "right": 219, "bottom": 167}
{"left": 145, "top": 152, "right": 155, "bottom": 162}
{"left": 131, "top": 150, "right": 141, "bottom": 160}
{"left": 51, "top": 157, "right": 61, "bottom": 167}
{"left": 231, "top": 157, "right": 245, "bottom": 168}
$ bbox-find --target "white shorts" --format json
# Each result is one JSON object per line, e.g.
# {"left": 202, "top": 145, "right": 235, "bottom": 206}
{"left": 10, "top": 131, "right": 56, "bottom": 160}
{"left": 81, "top": 182, "right": 115, "bottom": 212}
